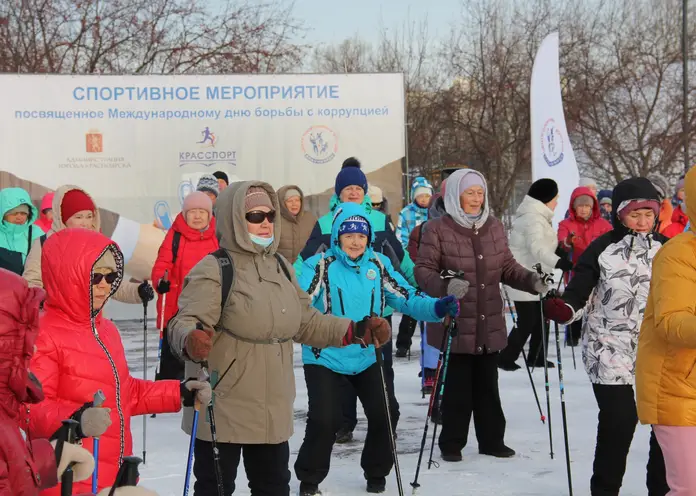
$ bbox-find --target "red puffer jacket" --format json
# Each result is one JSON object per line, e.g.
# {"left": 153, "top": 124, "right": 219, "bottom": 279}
{"left": 151, "top": 213, "right": 218, "bottom": 328}
{"left": 0, "top": 269, "right": 58, "bottom": 496}
{"left": 662, "top": 205, "right": 688, "bottom": 238}
{"left": 28, "top": 229, "right": 182, "bottom": 495}
{"left": 557, "top": 186, "right": 612, "bottom": 264}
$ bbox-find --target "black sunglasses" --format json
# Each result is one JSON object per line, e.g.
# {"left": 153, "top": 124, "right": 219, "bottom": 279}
{"left": 92, "top": 272, "right": 119, "bottom": 285}
{"left": 245, "top": 210, "right": 276, "bottom": 224}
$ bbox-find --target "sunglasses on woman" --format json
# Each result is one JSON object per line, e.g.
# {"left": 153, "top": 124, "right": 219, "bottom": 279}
{"left": 245, "top": 210, "right": 276, "bottom": 224}
{"left": 92, "top": 272, "right": 119, "bottom": 285}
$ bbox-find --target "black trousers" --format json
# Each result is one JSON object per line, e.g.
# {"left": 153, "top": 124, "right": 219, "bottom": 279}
{"left": 193, "top": 439, "right": 290, "bottom": 495}
{"left": 647, "top": 428, "right": 670, "bottom": 496}
{"left": 155, "top": 325, "right": 184, "bottom": 381}
{"left": 591, "top": 384, "right": 638, "bottom": 495}
{"left": 438, "top": 352, "right": 506, "bottom": 454}
{"left": 295, "top": 364, "right": 394, "bottom": 486}
{"left": 340, "top": 319, "right": 398, "bottom": 432}
{"left": 569, "top": 320, "right": 582, "bottom": 345}
{"left": 395, "top": 315, "right": 418, "bottom": 350}
{"left": 499, "top": 300, "right": 548, "bottom": 365}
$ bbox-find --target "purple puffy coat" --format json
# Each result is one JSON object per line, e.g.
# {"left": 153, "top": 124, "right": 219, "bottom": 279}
{"left": 415, "top": 214, "right": 537, "bottom": 355}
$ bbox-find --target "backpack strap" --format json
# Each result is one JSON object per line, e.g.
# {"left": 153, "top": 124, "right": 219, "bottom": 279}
{"left": 211, "top": 248, "right": 234, "bottom": 310}
{"left": 417, "top": 220, "right": 428, "bottom": 253}
{"left": 39, "top": 234, "right": 47, "bottom": 247}
{"left": 171, "top": 231, "right": 182, "bottom": 265}
{"left": 27, "top": 226, "right": 33, "bottom": 255}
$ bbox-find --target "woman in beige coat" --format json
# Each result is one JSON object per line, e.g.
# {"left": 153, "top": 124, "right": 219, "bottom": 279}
{"left": 276, "top": 185, "right": 317, "bottom": 264}
{"left": 22, "top": 185, "right": 153, "bottom": 304}
{"left": 168, "top": 181, "right": 390, "bottom": 495}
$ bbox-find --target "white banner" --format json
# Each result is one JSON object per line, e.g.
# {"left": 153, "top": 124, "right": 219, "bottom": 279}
{"left": 530, "top": 32, "right": 579, "bottom": 227}
{"left": 0, "top": 73, "right": 405, "bottom": 224}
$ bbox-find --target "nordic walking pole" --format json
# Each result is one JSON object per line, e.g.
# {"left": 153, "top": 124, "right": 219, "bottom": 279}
{"left": 420, "top": 322, "right": 426, "bottom": 398}
{"left": 554, "top": 320, "right": 574, "bottom": 495}
{"left": 91, "top": 390, "right": 106, "bottom": 493}
{"left": 56, "top": 419, "right": 80, "bottom": 496}
{"left": 501, "top": 288, "right": 545, "bottom": 424}
{"left": 142, "top": 292, "right": 148, "bottom": 464}
{"left": 155, "top": 270, "right": 168, "bottom": 380}
{"left": 411, "top": 321, "right": 450, "bottom": 492}
{"left": 183, "top": 400, "right": 201, "bottom": 496}
{"left": 199, "top": 362, "right": 225, "bottom": 496}
{"left": 533, "top": 264, "right": 554, "bottom": 459}
{"left": 375, "top": 340, "right": 404, "bottom": 496}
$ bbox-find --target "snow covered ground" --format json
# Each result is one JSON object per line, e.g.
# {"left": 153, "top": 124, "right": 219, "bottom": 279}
{"left": 119, "top": 315, "right": 651, "bottom": 496}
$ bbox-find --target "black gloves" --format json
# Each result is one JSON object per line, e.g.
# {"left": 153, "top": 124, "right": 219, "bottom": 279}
{"left": 156, "top": 278, "right": 171, "bottom": 294}
{"left": 555, "top": 254, "right": 573, "bottom": 273}
{"left": 138, "top": 281, "right": 155, "bottom": 302}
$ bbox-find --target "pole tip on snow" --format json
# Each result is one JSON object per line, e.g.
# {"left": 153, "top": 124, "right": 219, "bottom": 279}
{"left": 541, "top": 415, "right": 546, "bottom": 424}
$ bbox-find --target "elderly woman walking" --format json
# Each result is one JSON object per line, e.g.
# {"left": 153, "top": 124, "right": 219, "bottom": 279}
{"left": 415, "top": 168, "right": 545, "bottom": 461}
{"left": 168, "top": 182, "right": 391, "bottom": 495}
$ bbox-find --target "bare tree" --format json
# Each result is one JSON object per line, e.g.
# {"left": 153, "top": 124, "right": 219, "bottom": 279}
{"left": 0, "top": 0, "right": 304, "bottom": 74}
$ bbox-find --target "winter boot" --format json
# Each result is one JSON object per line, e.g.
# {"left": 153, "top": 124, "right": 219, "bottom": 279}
{"left": 479, "top": 445, "right": 516, "bottom": 458}
{"left": 498, "top": 360, "right": 521, "bottom": 371}
{"left": 335, "top": 427, "right": 354, "bottom": 444}
{"left": 395, "top": 347, "right": 409, "bottom": 358}
{"left": 299, "top": 482, "right": 322, "bottom": 495}
{"left": 366, "top": 477, "right": 386, "bottom": 493}
{"left": 441, "top": 451, "right": 463, "bottom": 462}
{"left": 422, "top": 368, "right": 436, "bottom": 394}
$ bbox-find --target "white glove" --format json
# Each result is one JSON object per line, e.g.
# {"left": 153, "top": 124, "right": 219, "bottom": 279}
{"left": 184, "top": 379, "right": 213, "bottom": 407}
{"left": 50, "top": 440, "right": 95, "bottom": 482}
{"left": 98, "top": 488, "right": 159, "bottom": 496}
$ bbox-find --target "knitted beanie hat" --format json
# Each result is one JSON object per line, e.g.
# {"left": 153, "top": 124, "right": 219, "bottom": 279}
{"left": 196, "top": 174, "right": 220, "bottom": 197}
{"left": 335, "top": 157, "right": 368, "bottom": 196}
{"left": 61, "top": 189, "right": 95, "bottom": 223}
{"left": 527, "top": 178, "right": 559, "bottom": 204}
{"left": 339, "top": 215, "right": 370, "bottom": 236}
{"left": 182, "top": 191, "right": 213, "bottom": 218}
{"left": 245, "top": 186, "right": 274, "bottom": 212}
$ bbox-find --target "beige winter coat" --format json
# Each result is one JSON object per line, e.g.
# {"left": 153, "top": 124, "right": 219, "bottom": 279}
{"left": 22, "top": 185, "right": 142, "bottom": 304}
{"left": 276, "top": 185, "right": 317, "bottom": 264}
{"left": 168, "top": 181, "right": 350, "bottom": 445}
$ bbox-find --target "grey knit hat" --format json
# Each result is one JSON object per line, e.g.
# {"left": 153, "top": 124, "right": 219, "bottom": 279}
{"left": 196, "top": 174, "right": 220, "bottom": 197}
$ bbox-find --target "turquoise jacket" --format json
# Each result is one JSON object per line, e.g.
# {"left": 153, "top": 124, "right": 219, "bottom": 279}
{"left": 298, "top": 202, "right": 441, "bottom": 375}
{"left": 294, "top": 195, "right": 416, "bottom": 316}
{"left": 0, "top": 187, "right": 44, "bottom": 274}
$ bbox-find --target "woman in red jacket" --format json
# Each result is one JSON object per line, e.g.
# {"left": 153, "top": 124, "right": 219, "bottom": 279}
{"left": 151, "top": 191, "right": 219, "bottom": 380}
{"left": 28, "top": 228, "right": 211, "bottom": 495}
{"left": 0, "top": 268, "right": 97, "bottom": 496}
{"left": 557, "top": 186, "right": 612, "bottom": 346}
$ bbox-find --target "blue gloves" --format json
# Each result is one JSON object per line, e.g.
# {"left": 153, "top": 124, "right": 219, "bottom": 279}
{"left": 434, "top": 295, "right": 460, "bottom": 319}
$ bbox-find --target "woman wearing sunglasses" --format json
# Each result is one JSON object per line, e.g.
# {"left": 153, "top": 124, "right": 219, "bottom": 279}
{"left": 168, "top": 182, "right": 391, "bottom": 495}
{"left": 27, "top": 228, "right": 211, "bottom": 495}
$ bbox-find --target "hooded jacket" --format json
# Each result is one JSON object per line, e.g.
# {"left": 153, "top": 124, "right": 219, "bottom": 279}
{"left": 34, "top": 193, "right": 54, "bottom": 234}
{"left": 28, "top": 229, "right": 181, "bottom": 495}
{"left": 22, "top": 185, "right": 142, "bottom": 305}
{"left": 505, "top": 195, "right": 560, "bottom": 302}
{"left": 407, "top": 194, "right": 445, "bottom": 261}
{"left": 0, "top": 269, "right": 58, "bottom": 496}
{"left": 637, "top": 167, "right": 696, "bottom": 426}
{"left": 276, "top": 185, "right": 317, "bottom": 264}
{"left": 151, "top": 212, "right": 219, "bottom": 329}
{"left": 396, "top": 177, "right": 433, "bottom": 248}
{"left": 298, "top": 202, "right": 441, "bottom": 375}
{"left": 168, "top": 181, "right": 351, "bottom": 445}
{"left": 415, "top": 169, "right": 538, "bottom": 355}
{"left": 296, "top": 195, "right": 414, "bottom": 284}
{"left": 560, "top": 177, "right": 666, "bottom": 385}
{"left": 557, "top": 186, "right": 612, "bottom": 264}
{"left": 597, "top": 189, "right": 613, "bottom": 222}
{"left": 662, "top": 204, "right": 688, "bottom": 238}
{"left": 0, "top": 188, "right": 44, "bottom": 275}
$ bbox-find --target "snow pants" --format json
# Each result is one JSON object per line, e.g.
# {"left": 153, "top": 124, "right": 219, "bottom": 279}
{"left": 155, "top": 325, "right": 184, "bottom": 381}
{"left": 339, "top": 317, "right": 398, "bottom": 433}
{"left": 438, "top": 352, "right": 506, "bottom": 455}
{"left": 193, "top": 439, "right": 290, "bottom": 495}
{"left": 295, "top": 363, "right": 394, "bottom": 486}
{"left": 395, "top": 314, "right": 418, "bottom": 350}
{"left": 654, "top": 425, "right": 696, "bottom": 495}
{"left": 499, "top": 300, "right": 549, "bottom": 366}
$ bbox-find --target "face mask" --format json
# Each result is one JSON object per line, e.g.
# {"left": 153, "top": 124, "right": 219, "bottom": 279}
{"left": 250, "top": 233, "right": 274, "bottom": 248}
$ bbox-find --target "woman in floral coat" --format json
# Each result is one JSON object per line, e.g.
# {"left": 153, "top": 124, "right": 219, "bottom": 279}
{"left": 543, "top": 177, "right": 668, "bottom": 496}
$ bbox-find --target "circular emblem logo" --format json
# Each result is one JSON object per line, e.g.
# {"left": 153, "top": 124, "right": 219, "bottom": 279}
{"left": 301, "top": 125, "right": 338, "bottom": 164}
{"left": 366, "top": 269, "right": 377, "bottom": 281}
{"left": 540, "top": 118, "right": 565, "bottom": 167}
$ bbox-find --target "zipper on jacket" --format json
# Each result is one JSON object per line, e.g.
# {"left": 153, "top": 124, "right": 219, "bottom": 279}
{"left": 92, "top": 320, "right": 126, "bottom": 467}
{"left": 337, "top": 287, "right": 346, "bottom": 316}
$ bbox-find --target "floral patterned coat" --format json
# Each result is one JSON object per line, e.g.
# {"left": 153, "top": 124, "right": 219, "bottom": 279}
{"left": 561, "top": 177, "right": 666, "bottom": 385}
